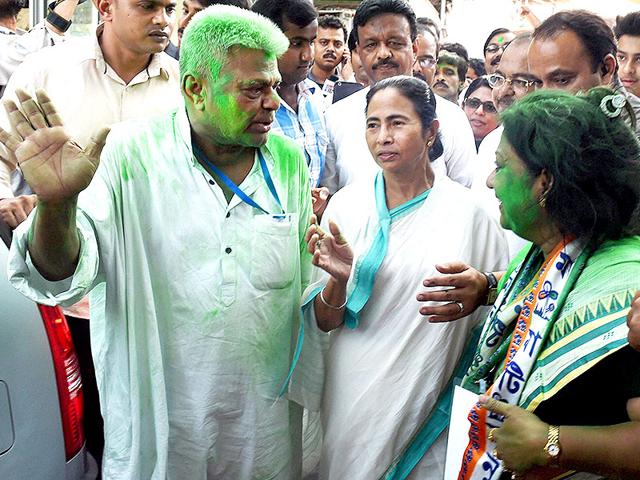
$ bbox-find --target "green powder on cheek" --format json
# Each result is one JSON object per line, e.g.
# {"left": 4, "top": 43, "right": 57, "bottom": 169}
{"left": 496, "top": 166, "right": 540, "bottom": 236}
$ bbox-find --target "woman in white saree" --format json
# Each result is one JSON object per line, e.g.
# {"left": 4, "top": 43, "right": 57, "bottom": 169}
{"left": 302, "top": 76, "right": 508, "bottom": 479}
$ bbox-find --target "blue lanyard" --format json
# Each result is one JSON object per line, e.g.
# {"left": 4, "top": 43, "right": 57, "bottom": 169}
{"left": 193, "top": 144, "right": 284, "bottom": 215}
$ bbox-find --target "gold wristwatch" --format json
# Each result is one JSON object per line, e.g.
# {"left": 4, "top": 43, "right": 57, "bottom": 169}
{"left": 543, "top": 425, "right": 561, "bottom": 465}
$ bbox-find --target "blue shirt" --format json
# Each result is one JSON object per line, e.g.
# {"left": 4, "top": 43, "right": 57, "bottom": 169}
{"left": 271, "top": 79, "right": 328, "bottom": 187}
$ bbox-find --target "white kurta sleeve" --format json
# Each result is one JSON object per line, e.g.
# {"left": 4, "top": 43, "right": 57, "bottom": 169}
{"left": 7, "top": 208, "right": 101, "bottom": 306}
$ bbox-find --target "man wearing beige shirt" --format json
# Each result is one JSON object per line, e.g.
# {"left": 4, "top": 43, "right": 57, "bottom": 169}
{"left": 0, "top": 0, "right": 182, "bottom": 229}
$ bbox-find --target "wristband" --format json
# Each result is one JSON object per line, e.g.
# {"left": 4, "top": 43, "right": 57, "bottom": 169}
{"left": 319, "top": 287, "right": 347, "bottom": 310}
{"left": 46, "top": 10, "right": 72, "bottom": 32}
{"left": 482, "top": 271, "right": 498, "bottom": 305}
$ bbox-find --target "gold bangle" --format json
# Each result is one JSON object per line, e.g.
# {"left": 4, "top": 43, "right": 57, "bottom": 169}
{"left": 319, "top": 287, "right": 347, "bottom": 310}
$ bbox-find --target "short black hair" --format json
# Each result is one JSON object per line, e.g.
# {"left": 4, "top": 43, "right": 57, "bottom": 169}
{"left": 483, "top": 28, "right": 511, "bottom": 55}
{"left": 442, "top": 42, "right": 469, "bottom": 62}
{"left": 347, "top": 27, "right": 358, "bottom": 52}
{"left": 366, "top": 76, "right": 443, "bottom": 161}
{"left": 533, "top": 10, "right": 616, "bottom": 73}
{"left": 438, "top": 51, "right": 468, "bottom": 82}
{"left": 318, "top": 15, "right": 347, "bottom": 43}
{"left": 0, "top": 0, "right": 23, "bottom": 19}
{"left": 353, "top": 0, "right": 417, "bottom": 44}
{"left": 202, "top": 0, "right": 250, "bottom": 8}
{"left": 252, "top": 0, "right": 317, "bottom": 30}
{"left": 417, "top": 16, "right": 440, "bottom": 42}
{"left": 614, "top": 12, "right": 640, "bottom": 39}
{"left": 415, "top": 20, "right": 439, "bottom": 58}
{"left": 468, "top": 58, "right": 486, "bottom": 77}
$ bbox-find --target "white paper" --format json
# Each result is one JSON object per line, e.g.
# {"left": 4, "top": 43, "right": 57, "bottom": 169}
{"left": 444, "top": 386, "right": 480, "bottom": 480}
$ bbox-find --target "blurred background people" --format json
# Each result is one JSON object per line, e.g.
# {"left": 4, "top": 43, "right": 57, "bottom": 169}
{"left": 483, "top": 27, "right": 515, "bottom": 74}
{"left": 0, "top": 0, "right": 81, "bottom": 96}
{"left": 462, "top": 76, "right": 499, "bottom": 150}
{"left": 432, "top": 50, "right": 467, "bottom": 103}
{"left": 467, "top": 57, "right": 487, "bottom": 82}
{"left": 164, "top": 0, "right": 249, "bottom": 58}
{"left": 308, "top": 14, "right": 347, "bottom": 105}
{"left": 615, "top": 11, "right": 640, "bottom": 99}
{"left": 413, "top": 18, "right": 438, "bottom": 85}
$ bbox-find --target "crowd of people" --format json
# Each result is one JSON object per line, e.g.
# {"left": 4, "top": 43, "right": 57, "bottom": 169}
{"left": 1, "top": 0, "right": 640, "bottom": 479}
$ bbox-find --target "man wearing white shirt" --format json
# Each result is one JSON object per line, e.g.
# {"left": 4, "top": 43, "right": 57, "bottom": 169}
{"left": 0, "top": 0, "right": 81, "bottom": 97}
{"left": 321, "top": 0, "right": 476, "bottom": 194}
{"left": 473, "top": 34, "right": 536, "bottom": 259}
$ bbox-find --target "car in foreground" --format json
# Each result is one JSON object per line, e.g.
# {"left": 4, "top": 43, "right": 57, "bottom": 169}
{"left": 0, "top": 219, "right": 97, "bottom": 479}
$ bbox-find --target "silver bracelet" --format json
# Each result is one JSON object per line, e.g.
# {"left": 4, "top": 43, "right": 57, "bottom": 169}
{"left": 319, "top": 287, "right": 347, "bottom": 310}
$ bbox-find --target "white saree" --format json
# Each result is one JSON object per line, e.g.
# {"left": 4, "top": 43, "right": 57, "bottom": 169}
{"left": 305, "top": 175, "right": 508, "bottom": 480}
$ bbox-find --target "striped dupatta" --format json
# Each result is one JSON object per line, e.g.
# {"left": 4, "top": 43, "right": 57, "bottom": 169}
{"left": 457, "top": 238, "right": 588, "bottom": 480}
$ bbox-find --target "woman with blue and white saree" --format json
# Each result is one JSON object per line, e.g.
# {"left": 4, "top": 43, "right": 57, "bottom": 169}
{"left": 301, "top": 76, "right": 508, "bottom": 479}
{"left": 457, "top": 89, "right": 640, "bottom": 480}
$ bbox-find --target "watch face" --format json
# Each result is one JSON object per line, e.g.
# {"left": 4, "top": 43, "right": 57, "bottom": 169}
{"left": 548, "top": 444, "right": 560, "bottom": 457}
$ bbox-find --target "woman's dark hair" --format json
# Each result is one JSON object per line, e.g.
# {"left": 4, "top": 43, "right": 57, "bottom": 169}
{"left": 353, "top": 0, "right": 417, "bottom": 44}
{"left": 501, "top": 88, "right": 640, "bottom": 241}
{"left": 365, "top": 75, "right": 443, "bottom": 161}
{"left": 483, "top": 28, "right": 511, "bottom": 54}
{"left": 463, "top": 76, "right": 492, "bottom": 101}
{"left": 252, "top": 0, "right": 317, "bottom": 30}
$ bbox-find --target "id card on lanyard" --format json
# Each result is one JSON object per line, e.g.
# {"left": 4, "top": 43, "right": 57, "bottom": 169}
{"left": 193, "top": 143, "right": 286, "bottom": 217}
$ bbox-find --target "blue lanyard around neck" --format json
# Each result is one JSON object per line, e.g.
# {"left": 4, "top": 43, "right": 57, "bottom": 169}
{"left": 192, "top": 143, "right": 284, "bottom": 215}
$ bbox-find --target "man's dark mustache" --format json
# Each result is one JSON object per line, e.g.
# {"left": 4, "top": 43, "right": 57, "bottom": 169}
{"left": 414, "top": 71, "right": 427, "bottom": 81}
{"left": 372, "top": 59, "right": 400, "bottom": 70}
{"left": 323, "top": 53, "right": 337, "bottom": 59}
{"left": 434, "top": 80, "right": 448, "bottom": 88}
{"left": 491, "top": 55, "right": 502, "bottom": 66}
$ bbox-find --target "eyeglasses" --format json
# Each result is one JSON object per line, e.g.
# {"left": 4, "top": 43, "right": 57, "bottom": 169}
{"left": 485, "top": 42, "right": 511, "bottom": 54}
{"left": 464, "top": 97, "right": 498, "bottom": 114}
{"left": 487, "top": 73, "right": 542, "bottom": 93}
{"left": 417, "top": 56, "right": 436, "bottom": 68}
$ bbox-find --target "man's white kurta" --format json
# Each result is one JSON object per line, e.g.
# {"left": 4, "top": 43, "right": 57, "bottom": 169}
{"left": 314, "top": 176, "right": 508, "bottom": 479}
{"left": 321, "top": 88, "right": 477, "bottom": 193}
{"left": 8, "top": 109, "right": 313, "bottom": 479}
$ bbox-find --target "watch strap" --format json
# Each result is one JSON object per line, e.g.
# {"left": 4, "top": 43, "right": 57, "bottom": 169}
{"left": 544, "top": 425, "right": 561, "bottom": 465}
{"left": 46, "top": 9, "right": 72, "bottom": 32}
{"left": 482, "top": 271, "right": 498, "bottom": 305}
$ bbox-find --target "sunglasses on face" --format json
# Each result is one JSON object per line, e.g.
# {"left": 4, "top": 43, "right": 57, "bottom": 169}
{"left": 464, "top": 97, "right": 498, "bottom": 114}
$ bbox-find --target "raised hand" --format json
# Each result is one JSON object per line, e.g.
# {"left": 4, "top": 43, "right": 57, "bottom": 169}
{"left": 305, "top": 214, "right": 353, "bottom": 283}
{"left": 0, "top": 89, "right": 109, "bottom": 202}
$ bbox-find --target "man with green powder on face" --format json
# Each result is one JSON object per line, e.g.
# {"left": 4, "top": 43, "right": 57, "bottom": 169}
{"left": 1, "top": 5, "right": 316, "bottom": 479}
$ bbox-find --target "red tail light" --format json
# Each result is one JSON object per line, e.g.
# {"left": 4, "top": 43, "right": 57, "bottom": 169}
{"left": 38, "top": 304, "right": 85, "bottom": 460}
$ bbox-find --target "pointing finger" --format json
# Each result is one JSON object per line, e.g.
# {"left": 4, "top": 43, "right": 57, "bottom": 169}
{"left": 479, "top": 395, "right": 513, "bottom": 418}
